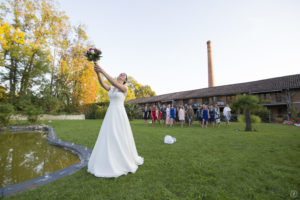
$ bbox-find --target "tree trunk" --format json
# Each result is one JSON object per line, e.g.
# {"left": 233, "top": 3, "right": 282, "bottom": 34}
{"left": 9, "top": 58, "right": 17, "bottom": 104}
{"left": 244, "top": 109, "right": 252, "bottom": 131}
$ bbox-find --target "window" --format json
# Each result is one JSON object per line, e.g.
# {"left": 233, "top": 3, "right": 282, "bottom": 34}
{"left": 276, "top": 93, "right": 282, "bottom": 102}
{"left": 277, "top": 108, "right": 283, "bottom": 117}
{"left": 202, "top": 97, "right": 209, "bottom": 104}
{"left": 226, "top": 96, "right": 232, "bottom": 103}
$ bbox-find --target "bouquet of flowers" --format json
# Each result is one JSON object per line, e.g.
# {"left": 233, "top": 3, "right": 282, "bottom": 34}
{"left": 85, "top": 48, "right": 102, "bottom": 62}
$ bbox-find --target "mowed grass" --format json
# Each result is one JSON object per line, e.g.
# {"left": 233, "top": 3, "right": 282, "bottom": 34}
{"left": 3, "top": 120, "right": 300, "bottom": 200}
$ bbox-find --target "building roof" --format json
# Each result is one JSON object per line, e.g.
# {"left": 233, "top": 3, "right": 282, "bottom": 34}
{"left": 127, "top": 74, "right": 300, "bottom": 104}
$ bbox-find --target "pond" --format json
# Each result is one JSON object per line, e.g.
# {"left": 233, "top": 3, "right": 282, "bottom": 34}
{"left": 0, "top": 131, "right": 80, "bottom": 188}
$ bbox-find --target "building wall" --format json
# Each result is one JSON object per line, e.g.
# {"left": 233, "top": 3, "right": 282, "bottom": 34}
{"left": 291, "top": 89, "right": 300, "bottom": 112}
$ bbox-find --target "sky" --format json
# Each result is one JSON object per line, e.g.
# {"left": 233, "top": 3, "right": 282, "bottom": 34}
{"left": 59, "top": 0, "right": 300, "bottom": 95}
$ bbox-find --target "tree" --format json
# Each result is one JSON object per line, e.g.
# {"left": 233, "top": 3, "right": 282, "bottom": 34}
{"left": 125, "top": 103, "right": 141, "bottom": 121}
{"left": 0, "top": 103, "right": 14, "bottom": 128}
{"left": 127, "top": 76, "right": 156, "bottom": 98}
{"left": 0, "top": 0, "right": 69, "bottom": 104}
{"left": 231, "top": 94, "right": 265, "bottom": 131}
{"left": 0, "top": 86, "right": 8, "bottom": 103}
{"left": 0, "top": 0, "right": 156, "bottom": 115}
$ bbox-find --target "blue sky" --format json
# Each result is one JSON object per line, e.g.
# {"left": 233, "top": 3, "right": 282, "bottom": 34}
{"left": 59, "top": 0, "right": 300, "bottom": 95}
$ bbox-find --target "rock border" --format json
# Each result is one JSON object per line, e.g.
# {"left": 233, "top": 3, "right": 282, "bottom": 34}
{"left": 0, "top": 125, "right": 92, "bottom": 198}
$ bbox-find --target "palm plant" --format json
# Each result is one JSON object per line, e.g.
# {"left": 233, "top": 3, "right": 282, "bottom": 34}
{"left": 231, "top": 94, "right": 265, "bottom": 131}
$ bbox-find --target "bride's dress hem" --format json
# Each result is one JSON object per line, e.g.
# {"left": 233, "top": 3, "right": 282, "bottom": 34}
{"left": 87, "top": 165, "right": 141, "bottom": 178}
{"left": 87, "top": 158, "right": 144, "bottom": 178}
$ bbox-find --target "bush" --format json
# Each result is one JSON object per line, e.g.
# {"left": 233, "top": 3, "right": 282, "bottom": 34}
{"left": 254, "top": 109, "right": 270, "bottom": 123}
{"left": 238, "top": 115, "right": 261, "bottom": 123}
{"left": 0, "top": 103, "right": 14, "bottom": 127}
{"left": 83, "top": 104, "right": 99, "bottom": 119}
{"left": 125, "top": 103, "right": 141, "bottom": 121}
{"left": 42, "top": 96, "right": 62, "bottom": 114}
{"left": 23, "top": 105, "right": 42, "bottom": 124}
{"left": 95, "top": 106, "right": 108, "bottom": 119}
{"left": 274, "top": 117, "right": 284, "bottom": 123}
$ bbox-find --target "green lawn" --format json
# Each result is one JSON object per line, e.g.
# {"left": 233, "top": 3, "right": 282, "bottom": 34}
{"left": 4, "top": 120, "right": 300, "bottom": 200}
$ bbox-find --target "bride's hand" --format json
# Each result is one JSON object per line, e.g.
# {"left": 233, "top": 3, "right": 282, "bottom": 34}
{"left": 94, "top": 63, "right": 104, "bottom": 73}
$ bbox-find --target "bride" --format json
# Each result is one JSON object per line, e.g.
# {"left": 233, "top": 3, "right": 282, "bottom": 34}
{"left": 87, "top": 63, "right": 144, "bottom": 178}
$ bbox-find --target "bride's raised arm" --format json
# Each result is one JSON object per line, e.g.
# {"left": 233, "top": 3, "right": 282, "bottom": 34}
{"left": 94, "top": 69, "right": 111, "bottom": 91}
{"left": 94, "top": 63, "right": 127, "bottom": 93}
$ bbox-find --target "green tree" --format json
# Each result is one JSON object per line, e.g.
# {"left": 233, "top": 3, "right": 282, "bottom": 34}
{"left": 125, "top": 103, "right": 141, "bottom": 121}
{"left": 0, "top": 0, "right": 69, "bottom": 104}
{"left": 0, "top": 103, "right": 14, "bottom": 128}
{"left": 127, "top": 76, "right": 156, "bottom": 98}
{"left": 0, "top": 86, "right": 8, "bottom": 103}
{"left": 231, "top": 94, "right": 265, "bottom": 131}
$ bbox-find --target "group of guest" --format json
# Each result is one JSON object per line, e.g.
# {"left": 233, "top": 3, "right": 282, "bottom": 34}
{"left": 142, "top": 103, "right": 231, "bottom": 128}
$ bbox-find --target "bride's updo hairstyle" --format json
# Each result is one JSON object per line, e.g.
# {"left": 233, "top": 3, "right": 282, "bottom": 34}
{"left": 123, "top": 73, "right": 128, "bottom": 85}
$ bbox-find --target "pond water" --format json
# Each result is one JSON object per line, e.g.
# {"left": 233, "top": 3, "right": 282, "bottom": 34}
{"left": 0, "top": 131, "right": 80, "bottom": 188}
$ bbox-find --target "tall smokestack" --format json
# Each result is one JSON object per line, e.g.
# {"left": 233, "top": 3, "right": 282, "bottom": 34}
{"left": 207, "top": 40, "right": 215, "bottom": 87}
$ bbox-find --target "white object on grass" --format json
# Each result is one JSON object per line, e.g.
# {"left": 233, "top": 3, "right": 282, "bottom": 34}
{"left": 164, "top": 135, "right": 176, "bottom": 144}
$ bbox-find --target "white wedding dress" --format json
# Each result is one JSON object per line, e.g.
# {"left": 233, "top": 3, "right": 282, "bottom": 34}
{"left": 87, "top": 86, "right": 144, "bottom": 178}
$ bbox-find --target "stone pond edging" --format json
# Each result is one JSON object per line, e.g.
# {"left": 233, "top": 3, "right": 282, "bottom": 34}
{"left": 0, "top": 125, "right": 92, "bottom": 198}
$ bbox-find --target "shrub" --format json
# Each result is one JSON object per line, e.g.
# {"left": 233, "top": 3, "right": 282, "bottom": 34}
{"left": 238, "top": 115, "right": 261, "bottom": 123}
{"left": 23, "top": 105, "right": 42, "bottom": 124}
{"left": 125, "top": 103, "right": 141, "bottom": 121}
{"left": 274, "top": 117, "right": 284, "bottom": 123}
{"left": 0, "top": 103, "right": 14, "bottom": 127}
{"left": 42, "top": 96, "right": 62, "bottom": 114}
{"left": 83, "top": 104, "right": 99, "bottom": 119}
{"left": 254, "top": 109, "right": 270, "bottom": 123}
{"left": 95, "top": 106, "right": 108, "bottom": 119}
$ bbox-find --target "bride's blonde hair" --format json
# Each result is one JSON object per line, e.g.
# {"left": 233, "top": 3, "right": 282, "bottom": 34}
{"left": 123, "top": 73, "right": 128, "bottom": 85}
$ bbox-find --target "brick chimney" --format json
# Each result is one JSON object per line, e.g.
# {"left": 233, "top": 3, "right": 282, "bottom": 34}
{"left": 207, "top": 40, "right": 215, "bottom": 87}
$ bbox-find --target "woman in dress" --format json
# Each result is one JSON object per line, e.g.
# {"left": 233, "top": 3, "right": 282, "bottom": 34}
{"left": 170, "top": 104, "right": 176, "bottom": 127}
{"left": 87, "top": 63, "right": 143, "bottom": 178}
{"left": 214, "top": 104, "right": 221, "bottom": 128}
{"left": 196, "top": 106, "right": 202, "bottom": 125}
{"left": 156, "top": 106, "right": 161, "bottom": 125}
{"left": 202, "top": 105, "right": 209, "bottom": 128}
{"left": 187, "top": 105, "right": 194, "bottom": 127}
{"left": 151, "top": 105, "right": 157, "bottom": 126}
{"left": 166, "top": 104, "right": 171, "bottom": 126}
{"left": 209, "top": 105, "right": 216, "bottom": 128}
{"left": 223, "top": 104, "right": 231, "bottom": 126}
{"left": 143, "top": 105, "right": 149, "bottom": 126}
{"left": 179, "top": 105, "right": 185, "bottom": 128}
{"left": 161, "top": 104, "right": 167, "bottom": 126}
{"left": 175, "top": 105, "right": 180, "bottom": 124}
